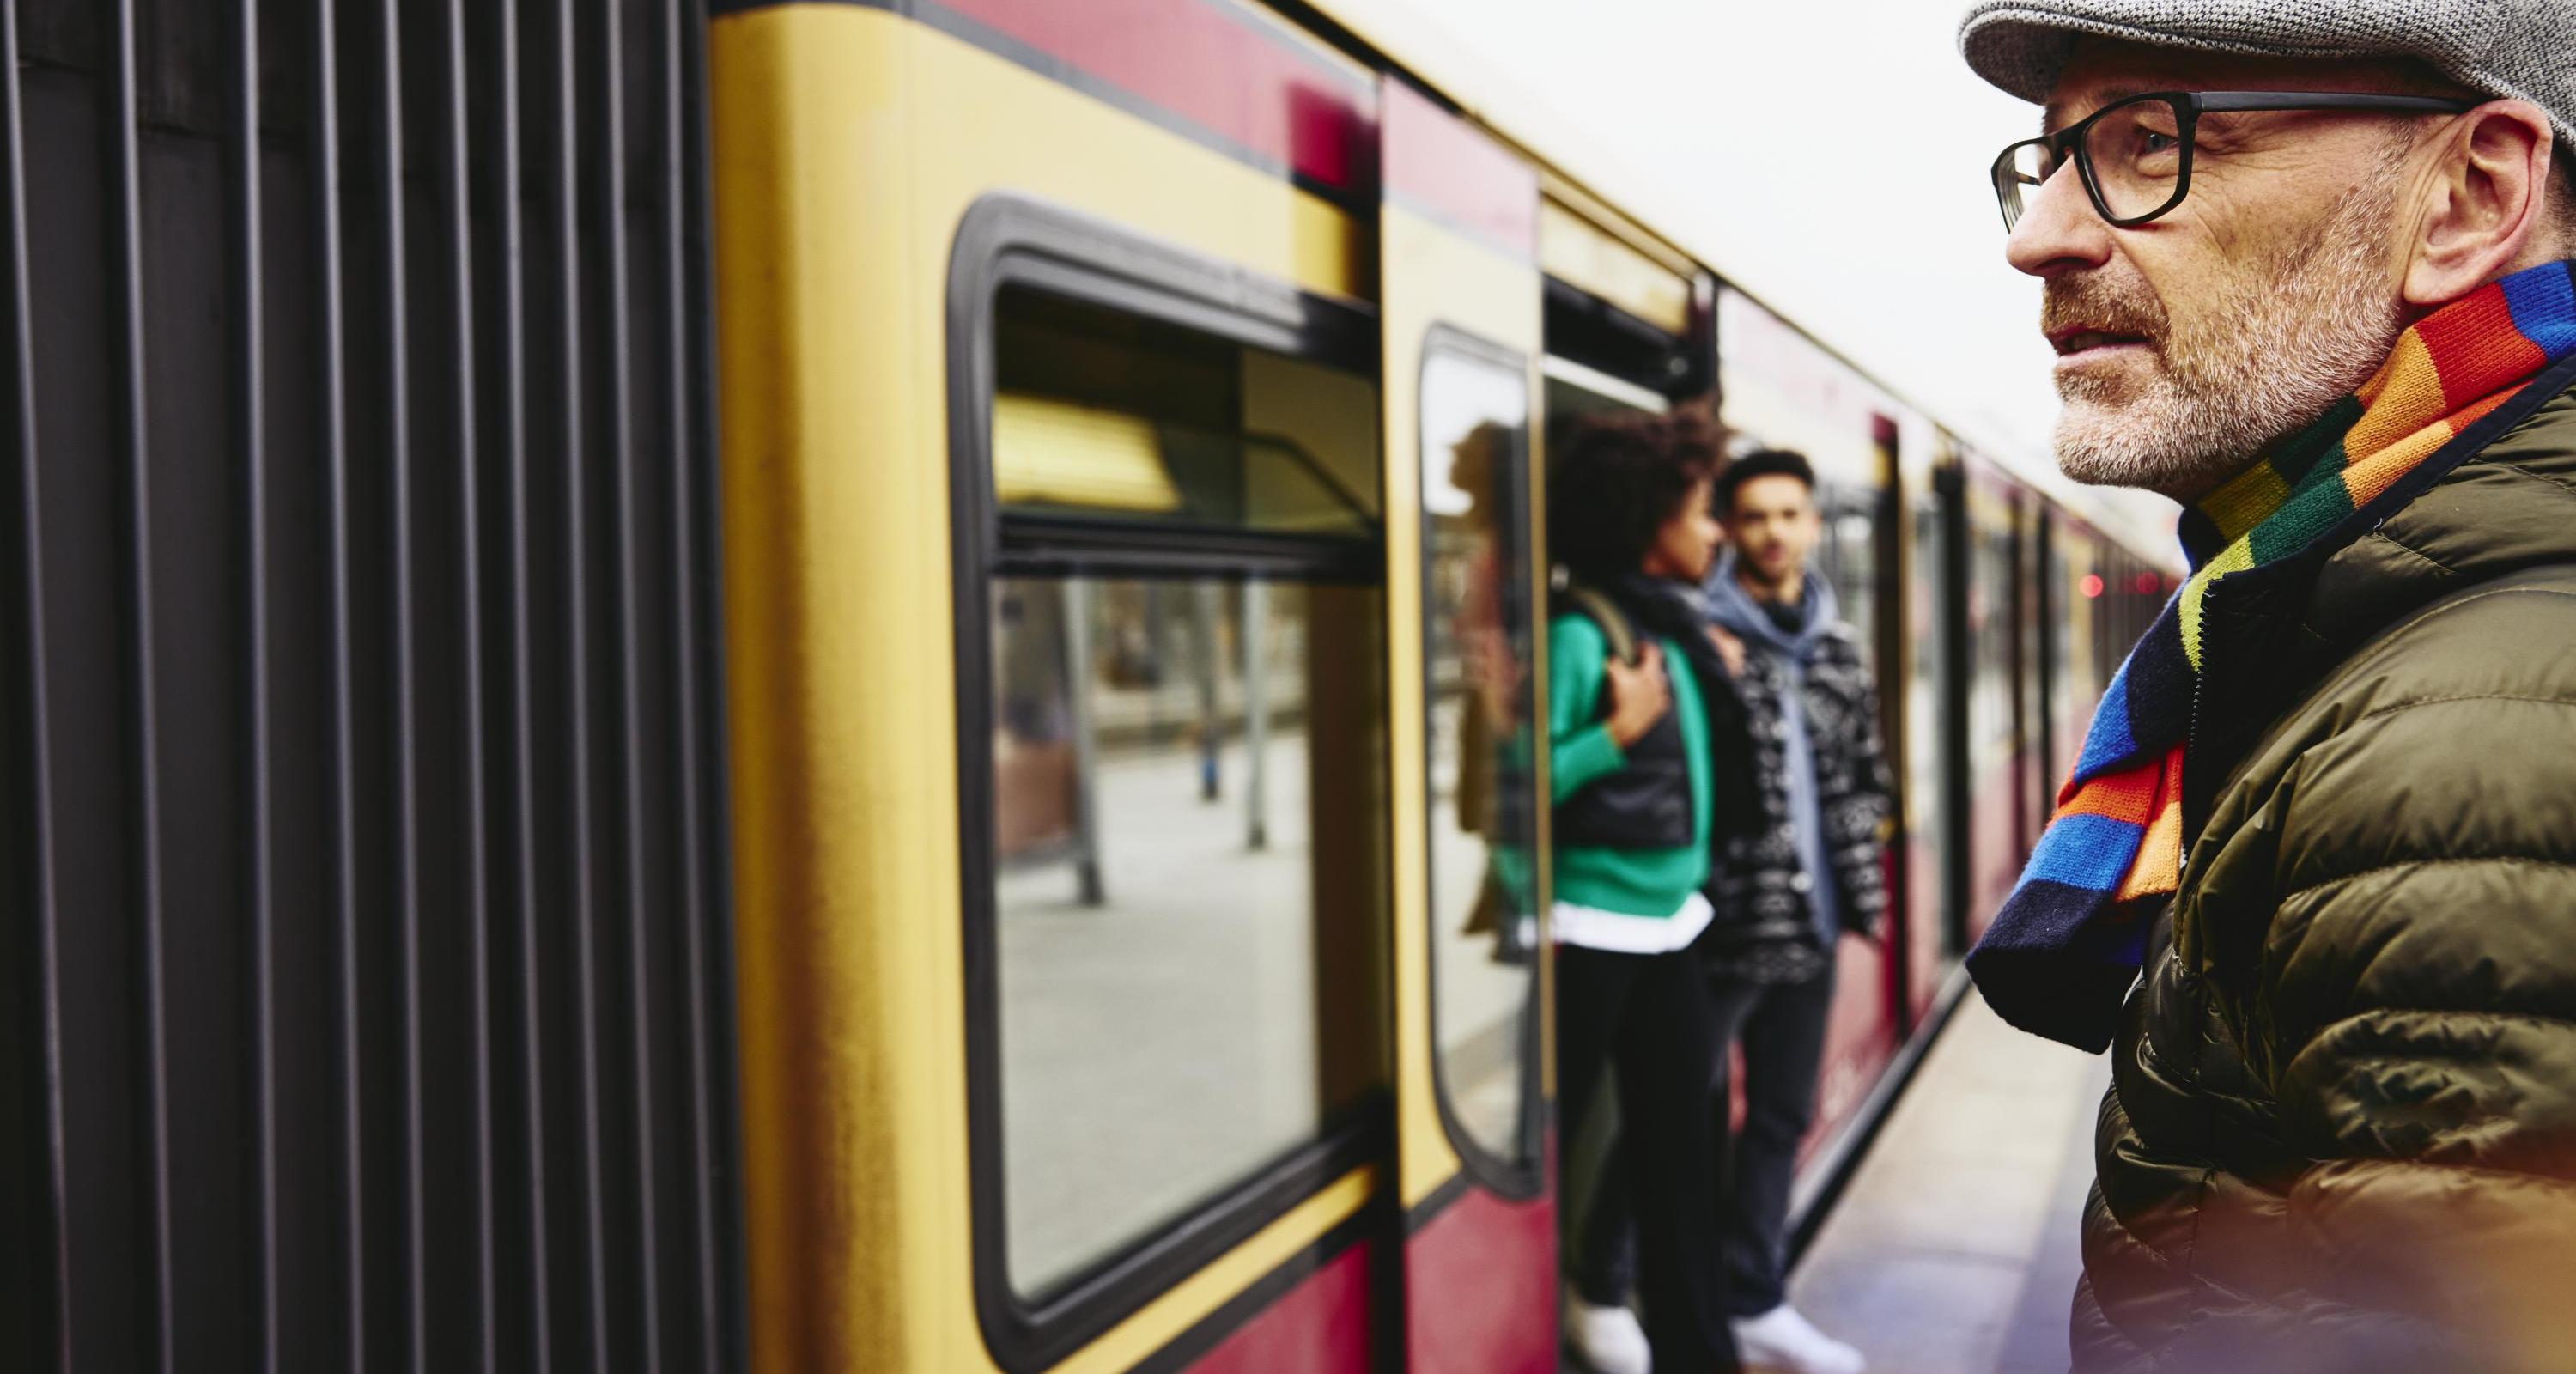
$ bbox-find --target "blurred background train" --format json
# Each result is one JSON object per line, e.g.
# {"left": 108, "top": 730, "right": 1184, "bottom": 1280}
{"left": 0, "top": 0, "right": 2176, "bottom": 1370}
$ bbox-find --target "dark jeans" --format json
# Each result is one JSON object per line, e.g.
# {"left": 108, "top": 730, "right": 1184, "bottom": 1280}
{"left": 1557, "top": 943, "right": 1741, "bottom": 1372}
{"left": 1576, "top": 951, "right": 1838, "bottom": 1318}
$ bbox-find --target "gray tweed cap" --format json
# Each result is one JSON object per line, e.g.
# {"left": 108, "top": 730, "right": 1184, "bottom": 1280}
{"left": 1959, "top": 0, "right": 2576, "bottom": 146}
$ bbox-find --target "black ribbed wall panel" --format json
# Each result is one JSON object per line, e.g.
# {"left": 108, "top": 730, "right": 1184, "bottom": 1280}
{"left": 0, "top": 0, "right": 744, "bottom": 1369}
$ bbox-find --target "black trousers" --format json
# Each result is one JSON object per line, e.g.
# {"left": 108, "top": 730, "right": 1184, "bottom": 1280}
{"left": 1556, "top": 943, "right": 1740, "bottom": 1372}
{"left": 1576, "top": 950, "right": 1838, "bottom": 1318}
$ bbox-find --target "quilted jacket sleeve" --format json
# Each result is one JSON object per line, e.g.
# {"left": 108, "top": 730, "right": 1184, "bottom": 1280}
{"left": 2253, "top": 675, "right": 2576, "bottom": 1370}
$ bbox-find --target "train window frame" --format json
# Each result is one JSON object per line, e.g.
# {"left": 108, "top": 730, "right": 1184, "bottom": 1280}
{"left": 1416, "top": 324, "right": 1546, "bottom": 1201}
{"left": 945, "top": 194, "right": 1394, "bottom": 1373}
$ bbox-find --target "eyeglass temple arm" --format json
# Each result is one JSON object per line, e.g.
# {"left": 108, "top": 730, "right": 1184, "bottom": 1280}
{"left": 2189, "top": 91, "right": 2480, "bottom": 115}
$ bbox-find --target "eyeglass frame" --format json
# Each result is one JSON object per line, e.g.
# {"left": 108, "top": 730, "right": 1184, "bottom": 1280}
{"left": 1991, "top": 90, "right": 2480, "bottom": 232}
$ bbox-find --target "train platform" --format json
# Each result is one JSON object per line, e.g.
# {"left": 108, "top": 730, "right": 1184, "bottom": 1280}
{"left": 1784, "top": 989, "right": 2111, "bottom": 1374}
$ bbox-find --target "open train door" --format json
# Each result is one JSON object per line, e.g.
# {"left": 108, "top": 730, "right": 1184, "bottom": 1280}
{"left": 1376, "top": 78, "right": 1557, "bottom": 1374}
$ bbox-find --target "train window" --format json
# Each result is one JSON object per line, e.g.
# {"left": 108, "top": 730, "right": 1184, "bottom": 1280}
{"left": 994, "top": 289, "right": 1381, "bottom": 537}
{"left": 1905, "top": 495, "right": 1948, "bottom": 963}
{"left": 1965, "top": 495, "right": 2023, "bottom": 930}
{"left": 2050, "top": 535, "right": 2088, "bottom": 781}
{"left": 1422, "top": 334, "right": 1542, "bottom": 1183}
{"left": 990, "top": 575, "right": 1388, "bottom": 1297}
{"left": 1817, "top": 489, "right": 1878, "bottom": 661}
{"left": 964, "top": 265, "right": 1393, "bottom": 1324}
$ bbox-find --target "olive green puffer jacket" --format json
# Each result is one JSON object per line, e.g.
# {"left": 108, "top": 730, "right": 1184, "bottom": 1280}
{"left": 2075, "top": 380, "right": 2576, "bottom": 1374}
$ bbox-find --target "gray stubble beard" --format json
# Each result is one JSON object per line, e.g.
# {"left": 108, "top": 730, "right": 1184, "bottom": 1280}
{"left": 2050, "top": 160, "right": 2412, "bottom": 502}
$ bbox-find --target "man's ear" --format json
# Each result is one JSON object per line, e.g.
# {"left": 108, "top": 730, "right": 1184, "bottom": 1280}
{"left": 2403, "top": 100, "right": 2559, "bottom": 307}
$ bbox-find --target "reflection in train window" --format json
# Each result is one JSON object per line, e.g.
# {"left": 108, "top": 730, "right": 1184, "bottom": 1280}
{"left": 990, "top": 575, "right": 1388, "bottom": 1298}
{"left": 993, "top": 287, "right": 1382, "bottom": 536}
{"left": 1421, "top": 339, "right": 1540, "bottom": 1178}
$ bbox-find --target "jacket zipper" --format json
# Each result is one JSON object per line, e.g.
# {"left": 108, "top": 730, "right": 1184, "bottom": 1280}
{"left": 2178, "top": 582, "right": 2214, "bottom": 877}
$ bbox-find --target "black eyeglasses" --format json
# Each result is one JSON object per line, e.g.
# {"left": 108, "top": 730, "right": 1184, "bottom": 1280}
{"left": 1991, "top": 90, "right": 2478, "bottom": 231}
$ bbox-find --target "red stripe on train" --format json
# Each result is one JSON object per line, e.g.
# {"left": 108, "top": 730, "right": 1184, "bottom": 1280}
{"left": 1405, "top": 1187, "right": 1556, "bottom": 1374}
{"left": 930, "top": 0, "right": 1539, "bottom": 256}
{"left": 1178, "top": 1186, "right": 1555, "bottom": 1372}
{"left": 1382, "top": 79, "right": 1540, "bottom": 261}
{"left": 1183, "top": 1235, "right": 1382, "bottom": 1373}
{"left": 936, "top": 0, "right": 1377, "bottom": 193}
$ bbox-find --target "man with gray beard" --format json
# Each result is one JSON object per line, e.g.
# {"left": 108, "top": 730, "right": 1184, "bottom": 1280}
{"left": 1958, "top": 3, "right": 2576, "bottom": 1371}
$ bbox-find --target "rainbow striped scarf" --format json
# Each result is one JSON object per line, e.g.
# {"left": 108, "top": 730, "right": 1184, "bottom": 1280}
{"left": 1971, "top": 259, "right": 2576, "bottom": 1052}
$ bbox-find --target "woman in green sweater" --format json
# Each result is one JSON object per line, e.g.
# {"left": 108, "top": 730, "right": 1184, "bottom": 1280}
{"left": 1548, "top": 410, "right": 1747, "bottom": 1374}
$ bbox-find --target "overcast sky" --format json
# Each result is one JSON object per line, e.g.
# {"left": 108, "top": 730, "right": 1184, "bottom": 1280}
{"left": 1386, "top": 0, "right": 2070, "bottom": 466}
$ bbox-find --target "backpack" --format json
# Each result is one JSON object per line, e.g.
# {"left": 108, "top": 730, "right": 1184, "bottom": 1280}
{"left": 1556, "top": 582, "right": 1641, "bottom": 667}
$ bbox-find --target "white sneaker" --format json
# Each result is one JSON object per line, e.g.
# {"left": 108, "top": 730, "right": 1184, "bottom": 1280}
{"left": 1731, "top": 1304, "right": 1864, "bottom": 1374}
{"left": 1564, "top": 1294, "right": 1653, "bottom": 1374}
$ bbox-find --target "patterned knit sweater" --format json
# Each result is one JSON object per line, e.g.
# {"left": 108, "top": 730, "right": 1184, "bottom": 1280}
{"left": 1700, "top": 566, "right": 1894, "bottom": 984}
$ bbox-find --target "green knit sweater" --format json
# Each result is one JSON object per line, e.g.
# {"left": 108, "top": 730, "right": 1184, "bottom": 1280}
{"left": 1547, "top": 612, "right": 1711, "bottom": 917}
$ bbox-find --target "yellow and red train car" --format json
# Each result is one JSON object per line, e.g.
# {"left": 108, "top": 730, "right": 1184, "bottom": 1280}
{"left": 0, "top": 0, "right": 2176, "bottom": 1370}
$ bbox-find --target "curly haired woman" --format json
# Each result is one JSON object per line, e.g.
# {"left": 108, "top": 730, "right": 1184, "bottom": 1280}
{"left": 1546, "top": 408, "right": 1755, "bottom": 1374}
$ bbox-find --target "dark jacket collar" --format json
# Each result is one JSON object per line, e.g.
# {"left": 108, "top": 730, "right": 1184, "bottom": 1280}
{"left": 2184, "top": 362, "right": 2576, "bottom": 842}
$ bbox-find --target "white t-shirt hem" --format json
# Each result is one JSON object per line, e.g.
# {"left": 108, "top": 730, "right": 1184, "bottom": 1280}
{"left": 1552, "top": 890, "right": 1714, "bottom": 955}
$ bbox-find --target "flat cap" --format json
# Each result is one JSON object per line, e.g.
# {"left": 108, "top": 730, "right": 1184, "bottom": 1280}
{"left": 1959, "top": 0, "right": 2576, "bottom": 146}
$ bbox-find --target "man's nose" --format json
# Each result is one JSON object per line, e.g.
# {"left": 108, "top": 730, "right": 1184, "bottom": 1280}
{"left": 2004, "top": 159, "right": 2114, "bottom": 279}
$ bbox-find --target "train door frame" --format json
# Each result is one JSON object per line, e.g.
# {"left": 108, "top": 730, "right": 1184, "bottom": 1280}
{"left": 2005, "top": 489, "right": 2034, "bottom": 860}
{"left": 2034, "top": 511, "right": 2061, "bottom": 825}
{"left": 1530, "top": 230, "right": 1707, "bottom": 1366}
{"left": 1873, "top": 415, "right": 1922, "bottom": 1031}
{"left": 1934, "top": 453, "right": 1973, "bottom": 964}
{"left": 1374, "top": 73, "right": 1558, "bottom": 1374}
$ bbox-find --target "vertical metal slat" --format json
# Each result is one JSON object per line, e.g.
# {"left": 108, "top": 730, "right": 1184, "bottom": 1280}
{"left": 677, "top": 1, "right": 748, "bottom": 1359}
{"left": 538, "top": 0, "right": 611, "bottom": 1361}
{"left": 225, "top": 0, "right": 279, "bottom": 1366}
{"left": 359, "top": 0, "right": 429, "bottom": 1362}
{"left": 0, "top": 0, "right": 70, "bottom": 1365}
{"left": 304, "top": 0, "right": 368, "bottom": 1361}
{"left": 586, "top": 0, "right": 662, "bottom": 1365}
{"left": 660, "top": 0, "right": 726, "bottom": 1362}
{"left": 489, "top": 0, "right": 554, "bottom": 1361}
{"left": 101, "top": 3, "right": 176, "bottom": 1366}
{"left": 433, "top": 0, "right": 500, "bottom": 1365}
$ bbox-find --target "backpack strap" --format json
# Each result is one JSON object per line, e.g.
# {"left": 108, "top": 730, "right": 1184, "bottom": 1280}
{"left": 1559, "top": 584, "right": 1640, "bottom": 667}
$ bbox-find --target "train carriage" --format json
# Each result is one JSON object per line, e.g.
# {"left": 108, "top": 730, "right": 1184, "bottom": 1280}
{"left": 0, "top": 0, "right": 2178, "bottom": 1371}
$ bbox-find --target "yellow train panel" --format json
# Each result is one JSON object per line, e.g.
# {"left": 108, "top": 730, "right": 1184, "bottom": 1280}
{"left": 713, "top": 6, "right": 1381, "bottom": 1371}
{"left": 1539, "top": 198, "right": 1693, "bottom": 337}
